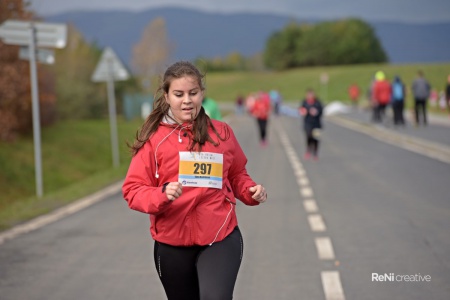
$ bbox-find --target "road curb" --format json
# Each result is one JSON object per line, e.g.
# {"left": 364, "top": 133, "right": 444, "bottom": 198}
{"left": 0, "top": 180, "right": 123, "bottom": 246}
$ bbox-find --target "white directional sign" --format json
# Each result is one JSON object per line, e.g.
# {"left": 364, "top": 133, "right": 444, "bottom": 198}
{"left": 0, "top": 20, "right": 67, "bottom": 48}
{"left": 19, "top": 47, "right": 55, "bottom": 64}
{"left": 91, "top": 47, "right": 130, "bottom": 82}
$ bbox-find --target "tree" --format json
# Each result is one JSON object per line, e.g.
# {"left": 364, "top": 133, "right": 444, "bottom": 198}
{"left": 263, "top": 22, "right": 304, "bottom": 70}
{"left": 264, "top": 18, "right": 388, "bottom": 70}
{"left": 131, "top": 17, "right": 171, "bottom": 91}
{"left": 50, "top": 24, "right": 107, "bottom": 119}
{"left": 0, "top": 0, "right": 56, "bottom": 141}
{"left": 296, "top": 19, "right": 387, "bottom": 66}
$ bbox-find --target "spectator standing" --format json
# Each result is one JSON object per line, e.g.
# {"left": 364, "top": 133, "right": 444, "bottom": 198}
{"left": 269, "top": 89, "right": 282, "bottom": 115}
{"left": 372, "top": 71, "right": 392, "bottom": 123}
{"left": 446, "top": 75, "right": 450, "bottom": 115}
{"left": 391, "top": 76, "right": 406, "bottom": 126}
{"left": 411, "top": 70, "right": 431, "bottom": 126}
{"left": 235, "top": 94, "right": 245, "bottom": 115}
{"left": 348, "top": 83, "right": 360, "bottom": 109}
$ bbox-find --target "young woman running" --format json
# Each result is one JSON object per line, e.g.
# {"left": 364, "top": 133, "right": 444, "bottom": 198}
{"left": 122, "top": 61, "right": 267, "bottom": 300}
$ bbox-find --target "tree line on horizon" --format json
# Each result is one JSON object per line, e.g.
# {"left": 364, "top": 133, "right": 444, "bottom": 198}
{"left": 198, "top": 18, "right": 387, "bottom": 71}
{"left": 264, "top": 18, "right": 387, "bottom": 70}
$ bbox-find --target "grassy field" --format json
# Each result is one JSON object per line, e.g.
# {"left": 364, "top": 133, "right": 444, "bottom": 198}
{"left": 0, "top": 118, "right": 142, "bottom": 230}
{"left": 205, "top": 63, "right": 450, "bottom": 107}
{"left": 1, "top": 62, "right": 449, "bottom": 231}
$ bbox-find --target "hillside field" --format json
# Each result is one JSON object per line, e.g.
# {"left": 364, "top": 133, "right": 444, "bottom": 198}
{"left": 205, "top": 63, "right": 450, "bottom": 106}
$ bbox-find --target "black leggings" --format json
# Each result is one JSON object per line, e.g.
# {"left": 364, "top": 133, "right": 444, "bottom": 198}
{"left": 256, "top": 118, "right": 268, "bottom": 141}
{"left": 306, "top": 133, "right": 319, "bottom": 156}
{"left": 153, "top": 227, "right": 243, "bottom": 300}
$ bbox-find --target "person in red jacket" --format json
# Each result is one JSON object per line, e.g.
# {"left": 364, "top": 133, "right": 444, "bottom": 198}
{"left": 348, "top": 83, "right": 360, "bottom": 109}
{"left": 122, "top": 61, "right": 267, "bottom": 300}
{"left": 250, "top": 91, "right": 271, "bottom": 147}
{"left": 372, "top": 71, "right": 392, "bottom": 123}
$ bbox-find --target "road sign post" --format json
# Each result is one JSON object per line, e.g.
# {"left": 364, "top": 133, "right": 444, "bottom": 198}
{"left": 106, "top": 67, "right": 120, "bottom": 168}
{"left": 28, "top": 25, "right": 44, "bottom": 198}
{"left": 0, "top": 20, "right": 67, "bottom": 198}
{"left": 320, "top": 72, "right": 329, "bottom": 101}
{"left": 92, "top": 47, "right": 130, "bottom": 168}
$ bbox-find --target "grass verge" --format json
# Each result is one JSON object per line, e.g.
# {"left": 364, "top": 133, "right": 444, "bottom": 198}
{"left": 0, "top": 117, "right": 142, "bottom": 231}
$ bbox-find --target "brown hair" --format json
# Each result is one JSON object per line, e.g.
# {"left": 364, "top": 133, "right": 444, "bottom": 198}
{"left": 129, "top": 61, "right": 227, "bottom": 156}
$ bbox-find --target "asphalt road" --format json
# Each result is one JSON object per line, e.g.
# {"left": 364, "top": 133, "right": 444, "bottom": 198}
{"left": 0, "top": 112, "right": 449, "bottom": 300}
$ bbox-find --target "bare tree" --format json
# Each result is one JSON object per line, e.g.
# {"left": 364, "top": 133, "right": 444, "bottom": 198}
{"left": 131, "top": 17, "right": 172, "bottom": 91}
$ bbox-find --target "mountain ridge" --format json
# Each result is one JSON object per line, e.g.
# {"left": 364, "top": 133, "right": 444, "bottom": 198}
{"left": 44, "top": 7, "right": 450, "bottom": 67}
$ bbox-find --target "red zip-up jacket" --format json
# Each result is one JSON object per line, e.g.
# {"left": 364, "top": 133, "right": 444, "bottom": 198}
{"left": 373, "top": 79, "right": 392, "bottom": 105}
{"left": 122, "top": 119, "right": 259, "bottom": 246}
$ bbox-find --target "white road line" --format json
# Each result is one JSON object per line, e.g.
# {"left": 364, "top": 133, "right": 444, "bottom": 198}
{"left": 315, "top": 237, "right": 336, "bottom": 260}
{"left": 300, "top": 187, "right": 314, "bottom": 198}
{"left": 321, "top": 271, "right": 346, "bottom": 300}
{"left": 0, "top": 181, "right": 123, "bottom": 246}
{"left": 277, "top": 119, "right": 346, "bottom": 300}
{"left": 297, "top": 177, "right": 310, "bottom": 186}
{"left": 308, "top": 214, "right": 327, "bottom": 232}
{"left": 303, "top": 199, "right": 318, "bottom": 213}
{"left": 294, "top": 169, "right": 306, "bottom": 177}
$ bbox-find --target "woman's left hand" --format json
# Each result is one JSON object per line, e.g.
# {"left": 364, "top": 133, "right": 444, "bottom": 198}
{"left": 249, "top": 185, "right": 267, "bottom": 203}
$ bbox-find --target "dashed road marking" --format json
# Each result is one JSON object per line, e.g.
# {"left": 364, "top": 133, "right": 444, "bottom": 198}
{"left": 315, "top": 237, "right": 336, "bottom": 260}
{"left": 298, "top": 177, "right": 310, "bottom": 186}
{"left": 277, "top": 120, "right": 345, "bottom": 300}
{"left": 303, "top": 199, "right": 318, "bottom": 213}
{"left": 301, "top": 187, "right": 314, "bottom": 198}
{"left": 321, "top": 271, "right": 346, "bottom": 300}
{"left": 308, "top": 214, "right": 327, "bottom": 232}
{"left": 295, "top": 169, "right": 306, "bottom": 177}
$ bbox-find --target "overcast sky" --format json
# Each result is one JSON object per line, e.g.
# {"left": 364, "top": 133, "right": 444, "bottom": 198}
{"left": 30, "top": 0, "right": 450, "bottom": 22}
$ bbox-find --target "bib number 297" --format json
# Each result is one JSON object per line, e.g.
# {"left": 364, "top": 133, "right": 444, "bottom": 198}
{"left": 193, "top": 163, "right": 211, "bottom": 175}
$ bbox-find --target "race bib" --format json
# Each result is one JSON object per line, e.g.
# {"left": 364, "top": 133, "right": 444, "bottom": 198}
{"left": 178, "top": 152, "right": 223, "bottom": 189}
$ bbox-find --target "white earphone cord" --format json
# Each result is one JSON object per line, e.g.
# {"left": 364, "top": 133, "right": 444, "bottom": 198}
{"left": 154, "top": 125, "right": 181, "bottom": 178}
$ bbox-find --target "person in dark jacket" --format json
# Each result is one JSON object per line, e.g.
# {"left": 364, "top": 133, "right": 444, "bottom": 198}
{"left": 412, "top": 70, "right": 431, "bottom": 126}
{"left": 391, "top": 75, "right": 406, "bottom": 126}
{"left": 299, "top": 89, "right": 323, "bottom": 160}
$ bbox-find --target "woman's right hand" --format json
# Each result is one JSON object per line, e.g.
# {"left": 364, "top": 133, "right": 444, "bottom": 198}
{"left": 165, "top": 182, "right": 183, "bottom": 201}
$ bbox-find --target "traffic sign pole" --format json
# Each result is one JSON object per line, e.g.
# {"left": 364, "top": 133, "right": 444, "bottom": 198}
{"left": 0, "top": 19, "right": 67, "bottom": 198}
{"left": 107, "top": 59, "right": 120, "bottom": 167}
{"left": 91, "top": 47, "right": 130, "bottom": 168}
{"left": 28, "top": 24, "right": 44, "bottom": 198}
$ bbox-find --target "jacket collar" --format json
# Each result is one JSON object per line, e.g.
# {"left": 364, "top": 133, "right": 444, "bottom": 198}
{"left": 161, "top": 108, "right": 194, "bottom": 129}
